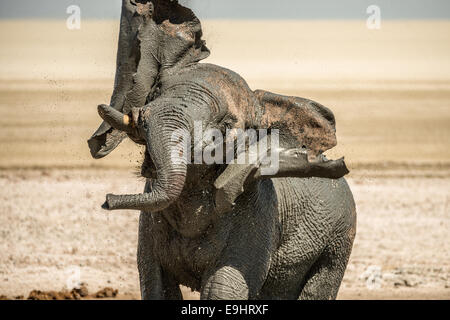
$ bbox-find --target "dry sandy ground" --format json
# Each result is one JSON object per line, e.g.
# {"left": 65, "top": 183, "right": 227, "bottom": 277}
{"left": 0, "top": 20, "right": 449, "bottom": 299}
{"left": 0, "top": 168, "right": 448, "bottom": 300}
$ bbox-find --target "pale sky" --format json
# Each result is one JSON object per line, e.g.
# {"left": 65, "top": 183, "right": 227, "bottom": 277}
{"left": 0, "top": 0, "right": 449, "bottom": 19}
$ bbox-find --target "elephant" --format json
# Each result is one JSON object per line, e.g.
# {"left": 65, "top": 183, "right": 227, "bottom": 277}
{"left": 88, "top": 0, "right": 357, "bottom": 300}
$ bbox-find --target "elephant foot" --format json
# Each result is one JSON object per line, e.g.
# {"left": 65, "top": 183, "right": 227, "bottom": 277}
{"left": 201, "top": 266, "right": 249, "bottom": 300}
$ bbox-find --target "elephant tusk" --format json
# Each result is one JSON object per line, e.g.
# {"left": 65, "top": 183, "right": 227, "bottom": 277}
{"left": 97, "top": 104, "right": 133, "bottom": 133}
{"left": 123, "top": 114, "right": 131, "bottom": 126}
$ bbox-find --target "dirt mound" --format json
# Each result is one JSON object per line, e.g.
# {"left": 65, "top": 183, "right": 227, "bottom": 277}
{"left": 27, "top": 283, "right": 89, "bottom": 300}
{"left": 28, "top": 290, "right": 81, "bottom": 300}
{"left": 94, "top": 288, "right": 118, "bottom": 298}
{"left": 23, "top": 284, "right": 118, "bottom": 300}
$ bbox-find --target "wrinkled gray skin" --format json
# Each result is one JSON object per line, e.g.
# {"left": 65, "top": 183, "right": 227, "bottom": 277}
{"left": 90, "top": 0, "right": 356, "bottom": 300}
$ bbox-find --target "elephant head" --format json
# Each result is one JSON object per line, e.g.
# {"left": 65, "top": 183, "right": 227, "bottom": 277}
{"left": 97, "top": 99, "right": 349, "bottom": 214}
{"left": 88, "top": 0, "right": 209, "bottom": 159}
{"left": 90, "top": 1, "right": 349, "bottom": 214}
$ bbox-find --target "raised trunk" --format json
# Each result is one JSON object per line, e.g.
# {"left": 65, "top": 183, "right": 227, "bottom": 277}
{"left": 110, "top": 0, "right": 142, "bottom": 111}
{"left": 88, "top": 0, "right": 210, "bottom": 159}
{"left": 88, "top": 0, "right": 158, "bottom": 159}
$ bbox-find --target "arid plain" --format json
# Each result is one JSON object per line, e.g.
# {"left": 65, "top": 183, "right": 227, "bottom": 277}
{"left": 0, "top": 20, "right": 449, "bottom": 299}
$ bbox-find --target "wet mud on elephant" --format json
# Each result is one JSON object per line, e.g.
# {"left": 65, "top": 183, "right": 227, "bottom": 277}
{"left": 88, "top": 0, "right": 356, "bottom": 300}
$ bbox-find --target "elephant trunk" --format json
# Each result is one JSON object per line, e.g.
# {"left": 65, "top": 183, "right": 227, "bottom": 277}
{"left": 110, "top": 0, "right": 142, "bottom": 111}
{"left": 88, "top": 0, "right": 155, "bottom": 159}
{"left": 103, "top": 106, "right": 189, "bottom": 213}
{"left": 214, "top": 147, "right": 349, "bottom": 214}
{"left": 254, "top": 150, "right": 349, "bottom": 180}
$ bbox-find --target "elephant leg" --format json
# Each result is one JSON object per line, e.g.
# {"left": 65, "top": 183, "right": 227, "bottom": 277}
{"left": 137, "top": 211, "right": 182, "bottom": 300}
{"left": 201, "top": 266, "right": 250, "bottom": 300}
{"left": 160, "top": 270, "right": 183, "bottom": 300}
{"left": 298, "top": 233, "right": 355, "bottom": 300}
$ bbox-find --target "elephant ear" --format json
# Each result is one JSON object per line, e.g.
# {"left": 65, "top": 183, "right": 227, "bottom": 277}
{"left": 214, "top": 90, "right": 344, "bottom": 214}
{"left": 254, "top": 90, "right": 337, "bottom": 156}
{"left": 88, "top": 0, "right": 209, "bottom": 159}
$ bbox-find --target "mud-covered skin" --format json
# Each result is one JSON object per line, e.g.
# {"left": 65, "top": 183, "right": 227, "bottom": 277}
{"left": 259, "top": 177, "right": 356, "bottom": 299}
{"left": 137, "top": 167, "right": 356, "bottom": 300}
{"left": 90, "top": 0, "right": 357, "bottom": 300}
{"left": 138, "top": 173, "right": 278, "bottom": 298}
{"left": 106, "top": 63, "right": 356, "bottom": 300}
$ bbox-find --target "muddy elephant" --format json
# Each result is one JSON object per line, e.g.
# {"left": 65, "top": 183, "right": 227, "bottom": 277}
{"left": 88, "top": 0, "right": 356, "bottom": 300}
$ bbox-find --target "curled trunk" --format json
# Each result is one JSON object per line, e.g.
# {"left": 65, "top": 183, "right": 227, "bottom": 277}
{"left": 103, "top": 106, "right": 189, "bottom": 212}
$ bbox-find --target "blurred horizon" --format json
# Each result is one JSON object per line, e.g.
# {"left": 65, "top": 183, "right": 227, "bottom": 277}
{"left": 0, "top": 0, "right": 449, "bottom": 20}
{"left": 1, "top": 19, "right": 449, "bottom": 169}
{"left": 0, "top": 0, "right": 449, "bottom": 170}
